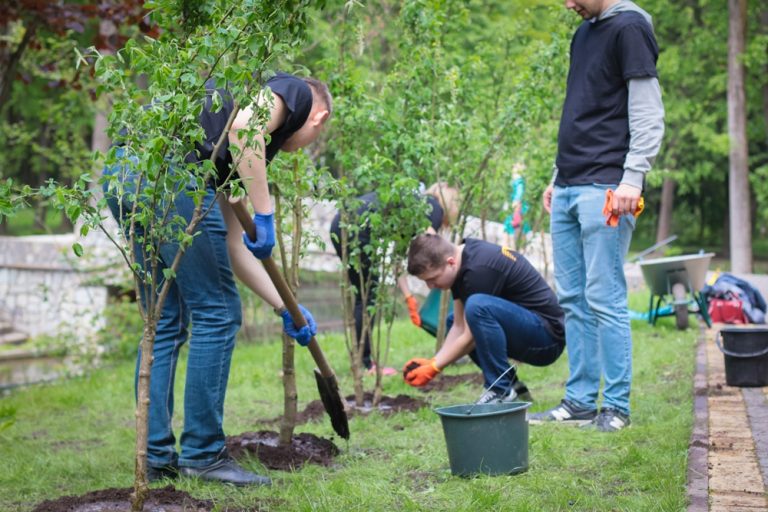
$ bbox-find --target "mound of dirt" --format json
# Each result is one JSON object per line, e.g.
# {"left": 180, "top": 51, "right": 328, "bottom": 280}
{"left": 419, "top": 372, "right": 483, "bottom": 392}
{"left": 343, "top": 392, "right": 429, "bottom": 416}
{"left": 263, "top": 392, "right": 431, "bottom": 426}
{"left": 31, "top": 485, "right": 214, "bottom": 512}
{"left": 226, "top": 430, "right": 340, "bottom": 471}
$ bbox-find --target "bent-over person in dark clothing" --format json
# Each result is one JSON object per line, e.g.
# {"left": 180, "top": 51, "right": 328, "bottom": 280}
{"left": 402, "top": 234, "right": 565, "bottom": 403}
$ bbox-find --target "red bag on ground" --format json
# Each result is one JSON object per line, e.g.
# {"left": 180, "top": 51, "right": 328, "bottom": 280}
{"left": 708, "top": 298, "right": 748, "bottom": 324}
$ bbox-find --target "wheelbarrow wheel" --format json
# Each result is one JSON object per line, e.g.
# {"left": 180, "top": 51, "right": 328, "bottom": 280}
{"left": 672, "top": 283, "right": 689, "bottom": 330}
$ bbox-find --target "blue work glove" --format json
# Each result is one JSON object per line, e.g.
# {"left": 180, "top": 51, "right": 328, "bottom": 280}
{"left": 281, "top": 304, "right": 317, "bottom": 346}
{"left": 242, "top": 212, "right": 275, "bottom": 260}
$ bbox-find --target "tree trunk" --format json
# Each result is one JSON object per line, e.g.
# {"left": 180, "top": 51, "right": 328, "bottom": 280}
{"left": 656, "top": 178, "right": 675, "bottom": 246}
{"left": 132, "top": 320, "right": 155, "bottom": 511}
{"left": 277, "top": 179, "right": 299, "bottom": 447}
{"left": 727, "top": 0, "right": 752, "bottom": 273}
{"left": 279, "top": 333, "right": 297, "bottom": 446}
{"left": 0, "top": 21, "right": 36, "bottom": 113}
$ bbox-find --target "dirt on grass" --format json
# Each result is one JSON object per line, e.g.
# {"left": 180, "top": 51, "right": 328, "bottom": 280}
{"left": 263, "top": 392, "right": 431, "bottom": 426}
{"left": 226, "top": 430, "right": 340, "bottom": 471}
{"left": 419, "top": 372, "right": 483, "bottom": 392}
{"left": 229, "top": 393, "right": 431, "bottom": 470}
{"left": 31, "top": 485, "right": 216, "bottom": 512}
{"left": 343, "top": 392, "right": 430, "bottom": 416}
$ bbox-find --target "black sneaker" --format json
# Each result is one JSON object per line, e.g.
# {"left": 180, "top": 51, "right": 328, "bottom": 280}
{"left": 528, "top": 399, "right": 597, "bottom": 425}
{"left": 581, "top": 407, "right": 630, "bottom": 432}
{"left": 476, "top": 387, "right": 519, "bottom": 405}
{"left": 513, "top": 380, "right": 534, "bottom": 402}
{"left": 147, "top": 463, "right": 178, "bottom": 482}
{"left": 180, "top": 449, "right": 271, "bottom": 486}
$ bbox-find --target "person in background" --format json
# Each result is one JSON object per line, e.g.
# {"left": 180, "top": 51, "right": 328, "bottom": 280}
{"left": 330, "top": 183, "right": 459, "bottom": 376}
{"left": 533, "top": 0, "right": 664, "bottom": 432}
{"left": 402, "top": 234, "right": 565, "bottom": 403}
{"left": 503, "top": 163, "right": 531, "bottom": 251}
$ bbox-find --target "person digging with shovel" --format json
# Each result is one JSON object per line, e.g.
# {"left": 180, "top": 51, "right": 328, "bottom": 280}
{"left": 402, "top": 234, "right": 565, "bottom": 404}
{"left": 104, "top": 72, "right": 331, "bottom": 487}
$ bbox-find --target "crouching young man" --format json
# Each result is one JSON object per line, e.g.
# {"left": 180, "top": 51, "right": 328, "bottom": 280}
{"left": 402, "top": 234, "right": 565, "bottom": 404}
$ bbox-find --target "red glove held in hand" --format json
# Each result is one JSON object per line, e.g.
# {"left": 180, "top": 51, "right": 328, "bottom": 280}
{"left": 402, "top": 357, "right": 441, "bottom": 387}
{"left": 405, "top": 295, "right": 421, "bottom": 326}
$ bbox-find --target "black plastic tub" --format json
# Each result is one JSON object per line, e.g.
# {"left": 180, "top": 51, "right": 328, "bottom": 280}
{"left": 716, "top": 326, "right": 768, "bottom": 387}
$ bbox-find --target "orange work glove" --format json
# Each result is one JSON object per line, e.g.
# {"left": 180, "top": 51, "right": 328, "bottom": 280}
{"left": 402, "top": 357, "right": 441, "bottom": 387}
{"left": 603, "top": 189, "right": 644, "bottom": 227}
{"left": 405, "top": 294, "right": 421, "bottom": 326}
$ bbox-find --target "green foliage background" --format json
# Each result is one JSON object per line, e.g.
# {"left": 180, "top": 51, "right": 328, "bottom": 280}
{"left": 1, "top": 0, "right": 767, "bottom": 247}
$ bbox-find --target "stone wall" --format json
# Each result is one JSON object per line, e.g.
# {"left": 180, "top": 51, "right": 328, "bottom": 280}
{"left": 0, "top": 234, "right": 110, "bottom": 340}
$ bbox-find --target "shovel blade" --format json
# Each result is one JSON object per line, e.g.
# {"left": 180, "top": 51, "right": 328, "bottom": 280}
{"left": 313, "top": 369, "right": 350, "bottom": 440}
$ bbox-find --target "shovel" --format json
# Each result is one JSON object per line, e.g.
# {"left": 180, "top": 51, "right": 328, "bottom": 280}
{"left": 231, "top": 199, "right": 350, "bottom": 440}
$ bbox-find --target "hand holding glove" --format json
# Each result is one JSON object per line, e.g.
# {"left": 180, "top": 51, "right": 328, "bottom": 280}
{"left": 242, "top": 212, "right": 275, "bottom": 259}
{"left": 405, "top": 294, "right": 421, "bottom": 326}
{"left": 603, "top": 189, "right": 644, "bottom": 227}
{"left": 281, "top": 304, "right": 317, "bottom": 346}
{"left": 402, "top": 357, "right": 441, "bottom": 387}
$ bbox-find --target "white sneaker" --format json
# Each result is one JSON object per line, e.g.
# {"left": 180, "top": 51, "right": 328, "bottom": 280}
{"left": 475, "top": 387, "right": 519, "bottom": 405}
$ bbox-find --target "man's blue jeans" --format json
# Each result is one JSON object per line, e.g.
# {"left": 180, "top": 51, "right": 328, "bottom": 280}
{"left": 449, "top": 295, "right": 564, "bottom": 393}
{"left": 103, "top": 157, "right": 242, "bottom": 468}
{"left": 551, "top": 184, "right": 634, "bottom": 415}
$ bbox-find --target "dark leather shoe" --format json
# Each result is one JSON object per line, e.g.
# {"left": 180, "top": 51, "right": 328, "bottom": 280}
{"left": 147, "top": 463, "right": 178, "bottom": 482}
{"left": 180, "top": 455, "right": 271, "bottom": 486}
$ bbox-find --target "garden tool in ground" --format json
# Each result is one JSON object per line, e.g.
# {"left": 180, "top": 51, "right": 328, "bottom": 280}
{"left": 231, "top": 199, "right": 350, "bottom": 440}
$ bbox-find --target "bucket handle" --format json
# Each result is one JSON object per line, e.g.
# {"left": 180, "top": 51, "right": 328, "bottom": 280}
{"left": 715, "top": 332, "right": 768, "bottom": 358}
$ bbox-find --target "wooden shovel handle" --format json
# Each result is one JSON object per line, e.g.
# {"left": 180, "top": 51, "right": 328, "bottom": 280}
{"left": 230, "top": 198, "right": 336, "bottom": 379}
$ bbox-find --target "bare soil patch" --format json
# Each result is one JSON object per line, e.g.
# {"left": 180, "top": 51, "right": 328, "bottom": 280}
{"left": 226, "top": 430, "right": 340, "bottom": 471}
{"left": 263, "top": 392, "right": 431, "bottom": 426}
{"left": 343, "top": 392, "right": 429, "bottom": 416}
{"left": 31, "top": 485, "right": 216, "bottom": 512}
{"left": 419, "top": 372, "right": 483, "bottom": 392}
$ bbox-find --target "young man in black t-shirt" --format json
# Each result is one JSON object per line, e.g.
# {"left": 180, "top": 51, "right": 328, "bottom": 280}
{"left": 402, "top": 234, "right": 565, "bottom": 403}
{"left": 104, "top": 73, "right": 332, "bottom": 487}
{"left": 221, "top": 73, "right": 332, "bottom": 311}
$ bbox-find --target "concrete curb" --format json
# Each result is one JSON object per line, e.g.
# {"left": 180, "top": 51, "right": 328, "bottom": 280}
{"left": 687, "top": 325, "right": 710, "bottom": 512}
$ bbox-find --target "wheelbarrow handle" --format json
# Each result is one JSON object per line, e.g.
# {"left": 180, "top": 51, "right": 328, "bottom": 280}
{"left": 230, "top": 198, "right": 335, "bottom": 379}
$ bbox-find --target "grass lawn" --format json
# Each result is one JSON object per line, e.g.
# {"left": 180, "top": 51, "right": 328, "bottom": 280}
{"left": 0, "top": 304, "right": 697, "bottom": 511}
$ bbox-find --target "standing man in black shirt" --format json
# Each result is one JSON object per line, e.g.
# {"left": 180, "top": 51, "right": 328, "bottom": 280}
{"left": 534, "top": 0, "right": 664, "bottom": 432}
{"left": 402, "top": 234, "right": 565, "bottom": 403}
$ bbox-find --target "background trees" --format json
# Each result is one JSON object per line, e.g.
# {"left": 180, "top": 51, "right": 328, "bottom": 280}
{"left": 3, "top": 1, "right": 766, "bottom": 257}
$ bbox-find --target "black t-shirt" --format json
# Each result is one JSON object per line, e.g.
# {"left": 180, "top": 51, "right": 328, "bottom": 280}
{"left": 190, "top": 73, "right": 313, "bottom": 186}
{"left": 263, "top": 73, "right": 313, "bottom": 162}
{"left": 555, "top": 12, "right": 659, "bottom": 186}
{"left": 451, "top": 238, "right": 565, "bottom": 342}
{"left": 330, "top": 192, "right": 443, "bottom": 249}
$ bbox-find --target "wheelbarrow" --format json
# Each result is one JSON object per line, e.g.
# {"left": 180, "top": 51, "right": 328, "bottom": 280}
{"left": 638, "top": 252, "right": 715, "bottom": 330}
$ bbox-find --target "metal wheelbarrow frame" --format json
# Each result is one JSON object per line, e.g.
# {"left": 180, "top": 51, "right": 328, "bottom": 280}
{"left": 638, "top": 252, "right": 715, "bottom": 330}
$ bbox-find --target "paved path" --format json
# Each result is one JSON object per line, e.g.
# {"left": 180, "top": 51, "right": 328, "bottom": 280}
{"left": 688, "top": 325, "right": 768, "bottom": 511}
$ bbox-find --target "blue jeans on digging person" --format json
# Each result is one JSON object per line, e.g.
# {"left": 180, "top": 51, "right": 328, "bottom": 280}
{"left": 103, "top": 152, "right": 242, "bottom": 469}
{"left": 446, "top": 295, "right": 564, "bottom": 393}
{"left": 550, "top": 184, "right": 635, "bottom": 415}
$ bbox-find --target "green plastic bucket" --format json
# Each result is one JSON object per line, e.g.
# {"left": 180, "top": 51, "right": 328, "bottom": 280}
{"left": 434, "top": 401, "right": 531, "bottom": 477}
